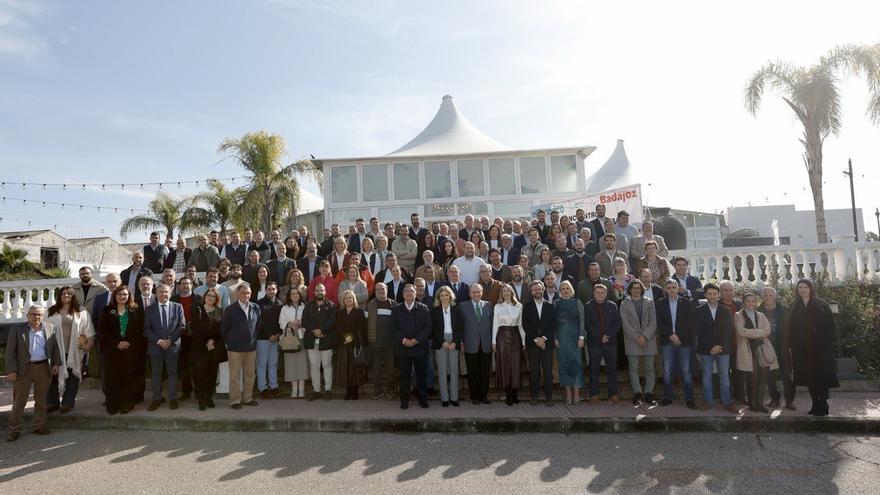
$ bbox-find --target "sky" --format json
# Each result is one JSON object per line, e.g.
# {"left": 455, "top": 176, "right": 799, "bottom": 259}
{"left": 1, "top": 0, "right": 879, "bottom": 242}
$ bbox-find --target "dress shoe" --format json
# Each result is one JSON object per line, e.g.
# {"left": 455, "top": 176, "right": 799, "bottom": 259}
{"left": 147, "top": 401, "right": 161, "bottom": 411}
{"left": 784, "top": 402, "right": 797, "bottom": 411}
{"left": 231, "top": 403, "right": 242, "bottom": 410}
{"left": 198, "top": 402, "right": 207, "bottom": 411}
{"left": 590, "top": 396, "right": 601, "bottom": 405}
{"left": 505, "top": 396, "right": 514, "bottom": 406}
{"left": 244, "top": 400, "right": 258, "bottom": 406}
{"left": 60, "top": 406, "right": 72, "bottom": 414}
{"left": 686, "top": 400, "right": 698, "bottom": 410}
{"left": 632, "top": 393, "right": 642, "bottom": 405}
{"left": 47, "top": 405, "right": 60, "bottom": 414}
{"left": 481, "top": 399, "right": 492, "bottom": 405}
{"left": 400, "top": 402, "right": 409, "bottom": 410}
{"left": 6, "top": 431, "right": 20, "bottom": 442}
{"left": 451, "top": 401, "right": 460, "bottom": 407}
{"left": 159, "top": 397, "right": 166, "bottom": 404}
{"left": 768, "top": 399, "right": 780, "bottom": 408}
{"left": 511, "top": 390, "right": 520, "bottom": 404}
{"left": 471, "top": 399, "right": 480, "bottom": 405}
{"left": 419, "top": 401, "right": 429, "bottom": 409}
{"left": 33, "top": 427, "right": 50, "bottom": 435}
{"left": 660, "top": 399, "right": 673, "bottom": 406}
{"left": 372, "top": 392, "right": 387, "bottom": 400}
{"left": 260, "top": 390, "right": 271, "bottom": 400}
{"left": 308, "top": 392, "right": 320, "bottom": 402}
{"left": 179, "top": 392, "right": 191, "bottom": 401}
{"left": 206, "top": 400, "right": 216, "bottom": 408}
{"left": 169, "top": 400, "right": 179, "bottom": 410}
{"left": 643, "top": 393, "right": 657, "bottom": 406}
{"left": 270, "top": 388, "right": 280, "bottom": 398}
{"left": 609, "top": 395, "right": 621, "bottom": 405}
{"left": 442, "top": 401, "right": 449, "bottom": 407}
{"left": 722, "top": 404, "right": 741, "bottom": 414}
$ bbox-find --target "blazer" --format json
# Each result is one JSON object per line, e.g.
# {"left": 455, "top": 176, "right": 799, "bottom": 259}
{"left": 46, "top": 309, "right": 95, "bottom": 387}
{"left": 143, "top": 301, "right": 186, "bottom": 352}
{"left": 347, "top": 232, "right": 374, "bottom": 253}
{"left": 594, "top": 249, "right": 628, "bottom": 278}
{"left": 734, "top": 310, "right": 779, "bottom": 372}
{"left": 619, "top": 297, "right": 658, "bottom": 355}
{"left": 564, "top": 253, "right": 594, "bottom": 286}
{"left": 672, "top": 274, "right": 704, "bottom": 300}
{"left": 385, "top": 279, "right": 407, "bottom": 303}
{"left": 91, "top": 289, "right": 115, "bottom": 331}
{"left": 301, "top": 300, "right": 337, "bottom": 350}
{"left": 375, "top": 266, "right": 413, "bottom": 285}
{"left": 511, "top": 233, "right": 527, "bottom": 251}
{"left": 5, "top": 322, "right": 63, "bottom": 375}
{"left": 478, "top": 279, "right": 505, "bottom": 306}
{"left": 327, "top": 251, "right": 351, "bottom": 277}
{"left": 458, "top": 298, "right": 494, "bottom": 353}
{"left": 509, "top": 283, "right": 528, "bottom": 303}
{"left": 120, "top": 264, "right": 154, "bottom": 299}
{"left": 522, "top": 299, "right": 557, "bottom": 349}
{"left": 488, "top": 263, "right": 512, "bottom": 283}
{"left": 390, "top": 301, "right": 432, "bottom": 356}
{"left": 441, "top": 280, "right": 470, "bottom": 303}
{"left": 267, "top": 257, "right": 296, "bottom": 285}
{"left": 296, "top": 256, "right": 324, "bottom": 282}
{"left": 656, "top": 296, "right": 694, "bottom": 347}
{"left": 71, "top": 280, "right": 107, "bottom": 316}
{"left": 431, "top": 304, "right": 463, "bottom": 349}
{"left": 692, "top": 303, "right": 733, "bottom": 355}
{"left": 162, "top": 248, "right": 192, "bottom": 271}
{"left": 220, "top": 301, "right": 261, "bottom": 352}
{"left": 584, "top": 300, "right": 622, "bottom": 346}
{"left": 98, "top": 305, "right": 145, "bottom": 357}
{"left": 499, "top": 247, "right": 521, "bottom": 267}
{"left": 589, "top": 218, "right": 606, "bottom": 242}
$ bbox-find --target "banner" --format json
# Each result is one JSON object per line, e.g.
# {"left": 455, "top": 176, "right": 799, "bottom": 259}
{"left": 532, "top": 184, "right": 643, "bottom": 224}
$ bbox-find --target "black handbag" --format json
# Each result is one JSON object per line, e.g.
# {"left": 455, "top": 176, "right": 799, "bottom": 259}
{"left": 350, "top": 343, "right": 371, "bottom": 368}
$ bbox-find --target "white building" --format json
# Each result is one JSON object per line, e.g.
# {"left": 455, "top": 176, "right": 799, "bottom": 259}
{"left": 726, "top": 204, "right": 865, "bottom": 244}
{"left": 313, "top": 95, "right": 599, "bottom": 226}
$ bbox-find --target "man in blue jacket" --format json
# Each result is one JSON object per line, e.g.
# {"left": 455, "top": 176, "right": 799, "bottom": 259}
{"left": 143, "top": 284, "right": 186, "bottom": 411}
{"left": 585, "top": 284, "right": 622, "bottom": 404}
{"left": 693, "top": 283, "right": 738, "bottom": 414}
{"left": 391, "top": 284, "right": 432, "bottom": 409}
{"left": 220, "top": 283, "right": 262, "bottom": 409}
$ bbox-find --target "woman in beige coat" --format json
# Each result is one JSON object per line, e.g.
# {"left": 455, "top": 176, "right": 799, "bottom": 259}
{"left": 620, "top": 280, "right": 658, "bottom": 406}
{"left": 734, "top": 292, "right": 779, "bottom": 413}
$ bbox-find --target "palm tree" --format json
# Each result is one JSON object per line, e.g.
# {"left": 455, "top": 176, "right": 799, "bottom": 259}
{"left": 119, "top": 191, "right": 190, "bottom": 240}
{"left": 744, "top": 43, "right": 880, "bottom": 243}
{"left": 218, "top": 130, "right": 322, "bottom": 234}
{"left": 0, "top": 243, "right": 40, "bottom": 273}
{"left": 181, "top": 179, "right": 242, "bottom": 237}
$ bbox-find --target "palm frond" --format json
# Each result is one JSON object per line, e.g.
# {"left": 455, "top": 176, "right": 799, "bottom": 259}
{"left": 119, "top": 215, "right": 163, "bottom": 238}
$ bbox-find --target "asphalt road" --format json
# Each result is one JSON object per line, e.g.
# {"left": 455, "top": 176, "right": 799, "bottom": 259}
{"left": 1, "top": 430, "right": 878, "bottom": 494}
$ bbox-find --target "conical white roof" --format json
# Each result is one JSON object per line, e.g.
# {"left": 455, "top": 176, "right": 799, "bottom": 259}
{"left": 584, "top": 139, "right": 637, "bottom": 193}
{"left": 387, "top": 95, "right": 508, "bottom": 157}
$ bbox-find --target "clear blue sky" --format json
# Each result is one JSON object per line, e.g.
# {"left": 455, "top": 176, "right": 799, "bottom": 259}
{"left": 2, "top": 0, "right": 879, "bottom": 241}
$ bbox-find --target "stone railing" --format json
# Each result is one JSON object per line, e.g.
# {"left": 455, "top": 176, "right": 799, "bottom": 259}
{"left": 668, "top": 236, "right": 880, "bottom": 287}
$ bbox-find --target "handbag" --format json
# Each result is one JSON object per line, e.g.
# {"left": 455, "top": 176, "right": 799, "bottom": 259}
{"left": 350, "top": 343, "right": 371, "bottom": 368}
{"left": 757, "top": 339, "right": 776, "bottom": 368}
{"left": 280, "top": 328, "right": 302, "bottom": 353}
{"left": 77, "top": 333, "right": 91, "bottom": 351}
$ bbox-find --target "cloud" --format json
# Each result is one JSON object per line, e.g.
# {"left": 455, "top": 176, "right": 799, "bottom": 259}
{"left": 0, "top": 0, "right": 49, "bottom": 58}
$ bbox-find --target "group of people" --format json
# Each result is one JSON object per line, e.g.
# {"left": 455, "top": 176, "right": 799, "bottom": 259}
{"left": 5, "top": 206, "right": 840, "bottom": 441}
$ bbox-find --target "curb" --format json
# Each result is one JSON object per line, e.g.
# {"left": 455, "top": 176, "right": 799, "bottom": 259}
{"left": 2, "top": 412, "right": 878, "bottom": 434}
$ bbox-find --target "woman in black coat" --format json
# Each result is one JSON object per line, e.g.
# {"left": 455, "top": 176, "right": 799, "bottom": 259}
{"left": 190, "top": 288, "right": 227, "bottom": 410}
{"left": 98, "top": 286, "right": 144, "bottom": 415}
{"left": 789, "top": 279, "right": 839, "bottom": 416}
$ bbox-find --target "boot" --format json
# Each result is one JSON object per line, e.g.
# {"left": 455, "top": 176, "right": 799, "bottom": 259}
{"left": 512, "top": 389, "right": 519, "bottom": 404}
{"left": 505, "top": 388, "right": 514, "bottom": 406}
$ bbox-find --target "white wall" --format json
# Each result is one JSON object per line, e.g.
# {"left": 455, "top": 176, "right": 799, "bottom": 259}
{"left": 726, "top": 204, "right": 865, "bottom": 244}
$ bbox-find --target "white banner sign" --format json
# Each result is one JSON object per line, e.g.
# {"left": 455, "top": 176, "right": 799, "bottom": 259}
{"left": 533, "top": 184, "right": 644, "bottom": 224}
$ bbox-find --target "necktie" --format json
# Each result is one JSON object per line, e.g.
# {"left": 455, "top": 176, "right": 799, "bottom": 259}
{"left": 161, "top": 304, "right": 167, "bottom": 331}
{"left": 475, "top": 302, "right": 482, "bottom": 320}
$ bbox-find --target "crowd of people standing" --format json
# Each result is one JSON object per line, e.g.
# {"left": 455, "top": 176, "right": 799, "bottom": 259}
{"left": 5, "top": 206, "right": 840, "bottom": 441}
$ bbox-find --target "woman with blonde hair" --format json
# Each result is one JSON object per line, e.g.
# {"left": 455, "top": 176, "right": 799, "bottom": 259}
{"left": 333, "top": 289, "right": 368, "bottom": 400}
{"left": 492, "top": 284, "right": 526, "bottom": 406}
{"left": 431, "top": 285, "right": 463, "bottom": 407}
{"left": 555, "top": 280, "right": 585, "bottom": 405}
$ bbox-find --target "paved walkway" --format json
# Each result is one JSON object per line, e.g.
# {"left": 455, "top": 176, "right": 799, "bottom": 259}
{"left": 2, "top": 387, "right": 878, "bottom": 433}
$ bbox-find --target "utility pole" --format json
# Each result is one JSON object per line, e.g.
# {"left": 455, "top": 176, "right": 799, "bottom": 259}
{"left": 875, "top": 207, "right": 879, "bottom": 239}
{"left": 843, "top": 158, "right": 858, "bottom": 242}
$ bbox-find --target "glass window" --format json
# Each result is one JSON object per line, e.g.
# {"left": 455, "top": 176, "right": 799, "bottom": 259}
{"left": 489, "top": 158, "right": 516, "bottom": 196}
{"left": 456, "top": 201, "right": 488, "bottom": 216}
{"left": 457, "top": 159, "right": 485, "bottom": 197}
{"left": 378, "top": 206, "right": 415, "bottom": 222}
{"left": 330, "top": 208, "right": 371, "bottom": 226}
{"left": 696, "top": 214, "right": 718, "bottom": 227}
{"left": 426, "top": 202, "right": 457, "bottom": 218}
{"left": 330, "top": 165, "right": 357, "bottom": 203}
{"left": 493, "top": 200, "right": 532, "bottom": 217}
{"left": 519, "top": 156, "right": 547, "bottom": 194}
{"left": 424, "top": 161, "right": 451, "bottom": 199}
{"left": 550, "top": 155, "right": 577, "bottom": 193}
{"left": 362, "top": 164, "right": 388, "bottom": 201}
{"left": 393, "top": 162, "right": 420, "bottom": 200}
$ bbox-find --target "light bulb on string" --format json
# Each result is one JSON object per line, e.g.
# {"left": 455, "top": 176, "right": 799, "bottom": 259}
{"left": 140, "top": 184, "right": 144, "bottom": 190}
{"left": 158, "top": 183, "right": 163, "bottom": 190}
{"left": 121, "top": 184, "right": 125, "bottom": 191}
{"left": 177, "top": 182, "right": 181, "bottom": 188}
{"left": 42, "top": 184, "right": 47, "bottom": 190}
{"left": 102, "top": 184, "right": 106, "bottom": 190}
{"left": 62, "top": 184, "right": 66, "bottom": 190}
{"left": 82, "top": 184, "right": 86, "bottom": 190}
{"left": 21, "top": 183, "right": 26, "bottom": 189}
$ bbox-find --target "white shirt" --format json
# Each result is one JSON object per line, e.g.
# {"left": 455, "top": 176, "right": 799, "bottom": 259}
{"left": 442, "top": 306, "right": 453, "bottom": 339}
{"left": 452, "top": 255, "right": 487, "bottom": 286}
{"left": 492, "top": 302, "right": 525, "bottom": 345}
{"left": 708, "top": 303, "right": 718, "bottom": 320}
{"left": 239, "top": 301, "right": 250, "bottom": 319}
{"left": 534, "top": 299, "right": 544, "bottom": 319}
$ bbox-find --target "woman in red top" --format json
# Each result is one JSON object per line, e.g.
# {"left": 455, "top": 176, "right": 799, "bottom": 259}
{"left": 307, "top": 260, "right": 338, "bottom": 304}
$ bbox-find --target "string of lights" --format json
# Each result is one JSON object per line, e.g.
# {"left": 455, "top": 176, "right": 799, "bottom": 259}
{"left": 1, "top": 196, "right": 150, "bottom": 214}
{"left": 0, "top": 176, "right": 249, "bottom": 191}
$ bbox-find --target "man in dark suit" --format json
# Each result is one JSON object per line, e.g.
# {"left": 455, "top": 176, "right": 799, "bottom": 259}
{"left": 347, "top": 218, "right": 374, "bottom": 253}
{"left": 585, "top": 284, "right": 622, "bottom": 403}
{"left": 5, "top": 306, "right": 62, "bottom": 441}
{"left": 565, "top": 239, "right": 594, "bottom": 288}
{"left": 656, "top": 278, "right": 696, "bottom": 409}
{"left": 319, "top": 225, "right": 341, "bottom": 258}
{"left": 296, "top": 244, "right": 324, "bottom": 283}
{"left": 121, "top": 252, "right": 153, "bottom": 300}
{"left": 549, "top": 256, "right": 575, "bottom": 290}
{"left": 534, "top": 210, "right": 551, "bottom": 244}
{"left": 509, "top": 266, "right": 528, "bottom": 302}
{"left": 391, "top": 284, "right": 432, "bottom": 409}
{"left": 267, "top": 242, "right": 295, "bottom": 285}
{"left": 220, "top": 283, "right": 261, "bottom": 409}
{"left": 637, "top": 268, "right": 665, "bottom": 303}
{"left": 171, "top": 277, "right": 201, "bottom": 401}
{"left": 143, "top": 284, "right": 186, "bottom": 411}
{"left": 441, "top": 265, "right": 470, "bottom": 303}
{"left": 90, "top": 273, "right": 121, "bottom": 395}
{"left": 522, "top": 280, "right": 557, "bottom": 405}
{"left": 671, "top": 257, "right": 704, "bottom": 300}
{"left": 499, "top": 234, "right": 520, "bottom": 267}
{"left": 589, "top": 204, "right": 609, "bottom": 243}
{"left": 386, "top": 266, "right": 407, "bottom": 303}
{"left": 375, "top": 253, "right": 413, "bottom": 286}
{"left": 693, "top": 283, "right": 737, "bottom": 414}
{"left": 460, "top": 284, "right": 494, "bottom": 404}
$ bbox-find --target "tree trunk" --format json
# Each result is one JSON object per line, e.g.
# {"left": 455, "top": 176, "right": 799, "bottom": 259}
{"left": 802, "top": 126, "right": 829, "bottom": 244}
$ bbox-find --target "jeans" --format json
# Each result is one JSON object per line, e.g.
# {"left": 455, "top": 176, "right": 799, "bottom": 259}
{"left": 149, "top": 347, "right": 180, "bottom": 401}
{"left": 47, "top": 368, "right": 81, "bottom": 408}
{"left": 307, "top": 348, "right": 333, "bottom": 392}
{"left": 699, "top": 353, "right": 730, "bottom": 405}
{"left": 256, "top": 340, "right": 279, "bottom": 391}
{"left": 661, "top": 344, "right": 693, "bottom": 401}
{"left": 588, "top": 342, "right": 618, "bottom": 397}
{"left": 627, "top": 354, "right": 656, "bottom": 395}
{"left": 434, "top": 346, "right": 459, "bottom": 402}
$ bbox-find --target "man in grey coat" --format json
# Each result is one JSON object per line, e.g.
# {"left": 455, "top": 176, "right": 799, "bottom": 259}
{"left": 459, "top": 284, "right": 494, "bottom": 404}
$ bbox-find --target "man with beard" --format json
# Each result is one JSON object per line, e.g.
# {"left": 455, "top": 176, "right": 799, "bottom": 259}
{"left": 302, "top": 284, "right": 337, "bottom": 401}
{"left": 565, "top": 239, "right": 594, "bottom": 287}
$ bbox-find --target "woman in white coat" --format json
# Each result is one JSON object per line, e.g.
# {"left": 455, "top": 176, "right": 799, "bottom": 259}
{"left": 734, "top": 292, "right": 779, "bottom": 413}
{"left": 279, "top": 286, "right": 309, "bottom": 398}
{"left": 619, "top": 280, "right": 658, "bottom": 406}
{"left": 45, "top": 286, "right": 95, "bottom": 412}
